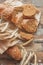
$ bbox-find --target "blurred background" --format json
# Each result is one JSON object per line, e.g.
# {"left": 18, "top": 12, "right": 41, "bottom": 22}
{"left": 0, "top": 0, "right": 43, "bottom": 7}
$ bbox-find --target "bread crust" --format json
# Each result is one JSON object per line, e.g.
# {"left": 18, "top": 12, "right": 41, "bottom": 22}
{"left": 20, "top": 31, "right": 34, "bottom": 40}
{"left": 7, "top": 46, "right": 22, "bottom": 60}
{"left": 23, "top": 4, "right": 37, "bottom": 17}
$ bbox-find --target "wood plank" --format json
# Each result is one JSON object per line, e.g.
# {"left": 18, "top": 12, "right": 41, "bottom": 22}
{"left": 36, "top": 52, "right": 43, "bottom": 62}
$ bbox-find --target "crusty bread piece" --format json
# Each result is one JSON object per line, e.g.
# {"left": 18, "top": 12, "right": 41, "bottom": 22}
{"left": 23, "top": 4, "right": 38, "bottom": 17}
{"left": 12, "top": 11, "right": 23, "bottom": 29}
{"left": 1, "top": 6, "right": 14, "bottom": 20}
{"left": 6, "top": 46, "right": 22, "bottom": 60}
{"left": 20, "top": 31, "right": 34, "bottom": 40}
{"left": 21, "top": 19, "right": 38, "bottom": 33}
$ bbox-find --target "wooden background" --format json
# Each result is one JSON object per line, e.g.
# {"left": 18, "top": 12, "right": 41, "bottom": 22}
{"left": 0, "top": 0, "right": 43, "bottom": 65}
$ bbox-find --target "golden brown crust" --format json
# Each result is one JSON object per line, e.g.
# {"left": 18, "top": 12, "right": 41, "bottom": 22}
{"left": 0, "top": 4, "right": 6, "bottom": 15}
{"left": 12, "top": 12, "right": 23, "bottom": 29}
{"left": 14, "top": 6, "right": 23, "bottom": 12}
{"left": 23, "top": 4, "right": 37, "bottom": 17}
{"left": 1, "top": 6, "right": 14, "bottom": 20}
{"left": 21, "top": 19, "right": 38, "bottom": 33}
{"left": 6, "top": 46, "right": 22, "bottom": 60}
{"left": 11, "top": 11, "right": 18, "bottom": 24}
{"left": 20, "top": 31, "right": 34, "bottom": 40}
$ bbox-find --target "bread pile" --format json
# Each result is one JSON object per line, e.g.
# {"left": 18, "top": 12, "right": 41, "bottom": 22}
{"left": 0, "top": 0, "right": 41, "bottom": 61}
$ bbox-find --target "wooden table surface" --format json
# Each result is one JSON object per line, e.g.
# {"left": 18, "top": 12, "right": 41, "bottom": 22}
{"left": 0, "top": 0, "right": 43, "bottom": 65}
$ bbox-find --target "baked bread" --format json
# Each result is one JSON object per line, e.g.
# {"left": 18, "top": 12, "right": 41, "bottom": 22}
{"left": 23, "top": 4, "right": 38, "bottom": 17}
{"left": 20, "top": 31, "right": 34, "bottom": 40}
{"left": 21, "top": 19, "right": 38, "bottom": 33}
{"left": 7, "top": 46, "right": 22, "bottom": 60}
{"left": 1, "top": 6, "right": 14, "bottom": 20}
